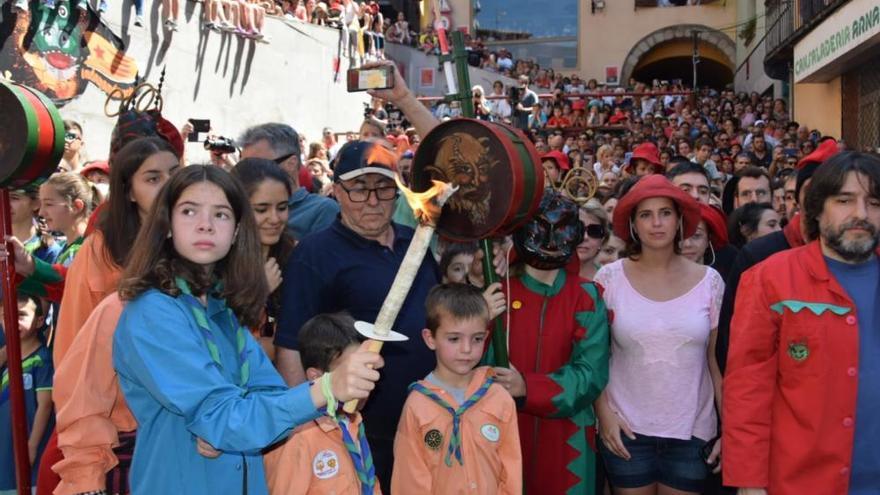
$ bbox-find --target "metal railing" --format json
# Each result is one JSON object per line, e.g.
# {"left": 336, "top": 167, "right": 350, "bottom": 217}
{"left": 765, "top": 0, "right": 847, "bottom": 57}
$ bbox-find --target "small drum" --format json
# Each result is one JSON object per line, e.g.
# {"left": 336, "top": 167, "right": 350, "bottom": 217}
{"left": 411, "top": 118, "right": 544, "bottom": 241}
{"left": 0, "top": 81, "right": 66, "bottom": 188}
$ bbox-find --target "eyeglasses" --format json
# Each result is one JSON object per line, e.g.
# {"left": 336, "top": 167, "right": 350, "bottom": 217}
{"left": 337, "top": 182, "right": 398, "bottom": 202}
{"left": 585, "top": 224, "right": 606, "bottom": 240}
{"left": 65, "top": 132, "right": 80, "bottom": 142}
{"left": 274, "top": 152, "right": 297, "bottom": 164}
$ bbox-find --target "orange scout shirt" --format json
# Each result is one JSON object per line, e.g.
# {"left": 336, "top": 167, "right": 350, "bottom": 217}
{"left": 391, "top": 367, "right": 522, "bottom": 495}
{"left": 53, "top": 231, "right": 122, "bottom": 364}
{"left": 264, "top": 413, "right": 382, "bottom": 495}
{"left": 52, "top": 293, "right": 135, "bottom": 495}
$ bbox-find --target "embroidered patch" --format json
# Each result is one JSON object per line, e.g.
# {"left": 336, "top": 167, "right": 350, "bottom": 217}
{"left": 788, "top": 341, "right": 810, "bottom": 362}
{"left": 770, "top": 300, "right": 851, "bottom": 316}
{"left": 312, "top": 449, "right": 339, "bottom": 479}
{"left": 22, "top": 373, "right": 33, "bottom": 391}
{"left": 511, "top": 300, "right": 522, "bottom": 310}
{"left": 481, "top": 424, "right": 500, "bottom": 442}
{"left": 424, "top": 429, "right": 443, "bottom": 451}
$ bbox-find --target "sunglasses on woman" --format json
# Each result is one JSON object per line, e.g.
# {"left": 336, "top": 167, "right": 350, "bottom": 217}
{"left": 585, "top": 224, "right": 606, "bottom": 240}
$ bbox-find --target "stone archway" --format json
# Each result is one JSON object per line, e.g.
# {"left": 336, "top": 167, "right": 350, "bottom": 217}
{"left": 620, "top": 24, "right": 736, "bottom": 86}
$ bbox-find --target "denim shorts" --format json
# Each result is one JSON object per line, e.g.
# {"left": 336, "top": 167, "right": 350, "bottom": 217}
{"left": 599, "top": 433, "right": 709, "bottom": 492}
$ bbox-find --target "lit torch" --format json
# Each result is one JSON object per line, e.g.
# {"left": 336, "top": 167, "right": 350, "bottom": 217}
{"left": 343, "top": 177, "right": 458, "bottom": 413}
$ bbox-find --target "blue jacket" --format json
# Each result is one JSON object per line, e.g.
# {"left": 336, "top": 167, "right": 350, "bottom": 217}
{"left": 113, "top": 289, "right": 320, "bottom": 494}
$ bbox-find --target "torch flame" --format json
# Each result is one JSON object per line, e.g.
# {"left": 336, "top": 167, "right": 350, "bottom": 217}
{"left": 365, "top": 144, "right": 399, "bottom": 169}
{"left": 395, "top": 176, "right": 458, "bottom": 226}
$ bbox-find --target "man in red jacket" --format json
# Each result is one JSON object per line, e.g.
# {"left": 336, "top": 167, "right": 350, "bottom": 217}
{"left": 723, "top": 151, "right": 880, "bottom": 495}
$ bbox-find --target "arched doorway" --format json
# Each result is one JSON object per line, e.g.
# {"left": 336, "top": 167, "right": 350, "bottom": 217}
{"left": 621, "top": 25, "right": 735, "bottom": 89}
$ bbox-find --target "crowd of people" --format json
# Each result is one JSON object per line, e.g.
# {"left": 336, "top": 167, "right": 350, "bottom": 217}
{"left": 1, "top": 54, "right": 878, "bottom": 495}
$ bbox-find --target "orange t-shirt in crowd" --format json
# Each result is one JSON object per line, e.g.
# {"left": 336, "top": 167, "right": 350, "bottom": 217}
{"left": 391, "top": 366, "right": 522, "bottom": 495}
{"left": 52, "top": 293, "right": 136, "bottom": 495}
{"left": 264, "top": 413, "right": 382, "bottom": 495}
{"left": 52, "top": 230, "right": 122, "bottom": 364}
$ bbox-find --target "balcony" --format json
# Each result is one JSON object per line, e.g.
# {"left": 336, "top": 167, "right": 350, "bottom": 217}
{"left": 764, "top": 0, "right": 847, "bottom": 79}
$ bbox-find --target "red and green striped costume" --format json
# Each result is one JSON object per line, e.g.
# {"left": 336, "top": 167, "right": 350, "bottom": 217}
{"left": 503, "top": 269, "right": 610, "bottom": 495}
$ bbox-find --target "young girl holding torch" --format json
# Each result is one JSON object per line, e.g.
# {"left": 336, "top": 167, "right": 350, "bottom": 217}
{"left": 112, "top": 165, "right": 382, "bottom": 493}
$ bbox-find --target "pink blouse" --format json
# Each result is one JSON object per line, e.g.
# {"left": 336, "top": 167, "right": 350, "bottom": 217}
{"left": 595, "top": 259, "right": 723, "bottom": 441}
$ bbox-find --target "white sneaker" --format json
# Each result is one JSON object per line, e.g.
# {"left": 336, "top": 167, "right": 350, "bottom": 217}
{"left": 134, "top": 14, "right": 144, "bottom": 26}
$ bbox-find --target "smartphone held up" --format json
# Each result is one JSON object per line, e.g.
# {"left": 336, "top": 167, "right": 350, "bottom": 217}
{"left": 347, "top": 66, "right": 394, "bottom": 92}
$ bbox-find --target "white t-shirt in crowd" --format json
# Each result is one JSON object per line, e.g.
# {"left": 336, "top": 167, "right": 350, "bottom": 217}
{"left": 594, "top": 260, "right": 724, "bottom": 442}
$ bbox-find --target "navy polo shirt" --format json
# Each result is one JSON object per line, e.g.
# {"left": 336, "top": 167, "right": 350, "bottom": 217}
{"left": 826, "top": 255, "right": 880, "bottom": 493}
{"left": 275, "top": 218, "right": 439, "bottom": 441}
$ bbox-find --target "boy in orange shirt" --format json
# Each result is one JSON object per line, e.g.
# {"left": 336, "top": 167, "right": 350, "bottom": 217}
{"left": 264, "top": 313, "right": 381, "bottom": 495}
{"left": 391, "top": 284, "right": 522, "bottom": 495}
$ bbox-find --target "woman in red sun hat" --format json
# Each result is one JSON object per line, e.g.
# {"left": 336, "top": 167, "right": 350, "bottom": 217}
{"left": 593, "top": 175, "right": 725, "bottom": 495}
{"left": 680, "top": 203, "right": 730, "bottom": 266}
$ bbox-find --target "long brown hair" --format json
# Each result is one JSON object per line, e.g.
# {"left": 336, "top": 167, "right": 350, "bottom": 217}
{"left": 99, "top": 137, "right": 180, "bottom": 267}
{"left": 230, "top": 157, "right": 296, "bottom": 267}
{"left": 118, "top": 165, "right": 268, "bottom": 327}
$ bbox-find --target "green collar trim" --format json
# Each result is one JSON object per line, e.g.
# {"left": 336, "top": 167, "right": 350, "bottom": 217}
{"left": 520, "top": 269, "right": 566, "bottom": 297}
{"left": 1, "top": 353, "right": 45, "bottom": 391}
{"left": 770, "top": 300, "right": 851, "bottom": 316}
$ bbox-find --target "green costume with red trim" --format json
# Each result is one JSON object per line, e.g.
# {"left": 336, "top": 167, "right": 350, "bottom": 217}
{"left": 502, "top": 269, "right": 610, "bottom": 495}
{"left": 16, "top": 236, "right": 83, "bottom": 302}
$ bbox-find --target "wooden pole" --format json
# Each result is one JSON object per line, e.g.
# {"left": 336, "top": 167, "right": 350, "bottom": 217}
{"left": 0, "top": 189, "right": 32, "bottom": 494}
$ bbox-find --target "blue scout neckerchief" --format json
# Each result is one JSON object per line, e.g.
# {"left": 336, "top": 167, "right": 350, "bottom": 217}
{"left": 408, "top": 376, "right": 495, "bottom": 466}
{"left": 175, "top": 277, "right": 249, "bottom": 388}
{"left": 337, "top": 414, "right": 376, "bottom": 495}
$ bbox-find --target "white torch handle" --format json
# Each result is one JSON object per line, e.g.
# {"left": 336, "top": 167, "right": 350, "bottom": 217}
{"left": 373, "top": 224, "right": 436, "bottom": 333}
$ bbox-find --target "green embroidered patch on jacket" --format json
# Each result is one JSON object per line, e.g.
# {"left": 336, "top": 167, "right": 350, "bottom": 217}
{"left": 770, "top": 300, "right": 851, "bottom": 316}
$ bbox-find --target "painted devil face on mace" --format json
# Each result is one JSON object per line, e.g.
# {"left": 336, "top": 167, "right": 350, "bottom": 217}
{"left": 513, "top": 188, "right": 584, "bottom": 270}
{"left": 424, "top": 133, "right": 497, "bottom": 225}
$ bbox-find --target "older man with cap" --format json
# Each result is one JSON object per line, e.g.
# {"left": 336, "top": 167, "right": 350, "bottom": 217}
{"left": 716, "top": 138, "right": 839, "bottom": 372}
{"left": 275, "top": 59, "right": 514, "bottom": 485}
{"left": 274, "top": 140, "right": 438, "bottom": 492}
{"left": 724, "top": 151, "right": 880, "bottom": 495}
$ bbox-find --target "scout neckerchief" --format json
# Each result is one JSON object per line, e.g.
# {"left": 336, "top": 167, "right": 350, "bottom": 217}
{"left": 336, "top": 414, "right": 376, "bottom": 495}
{"left": 408, "top": 376, "right": 495, "bottom": 466}
{"left": 56, "top": 236, "right": 84, "bottom": 267}
{"left": 175, "top": 277, "right": 249, "bottom": 388}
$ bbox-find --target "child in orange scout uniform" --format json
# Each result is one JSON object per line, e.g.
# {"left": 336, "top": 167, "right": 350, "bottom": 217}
{"left": 391, "top": 283, "right": 522, "bottom": 495}
{"left": 264, "top": 313, "right": 381, "bottom": 495}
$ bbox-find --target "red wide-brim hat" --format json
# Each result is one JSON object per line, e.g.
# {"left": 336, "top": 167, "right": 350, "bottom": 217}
{"left": 699, "top": 203, "right": 729, "bottom": 249}
{"left": 612, "top": 174, "right": 702, "bottom": 242}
